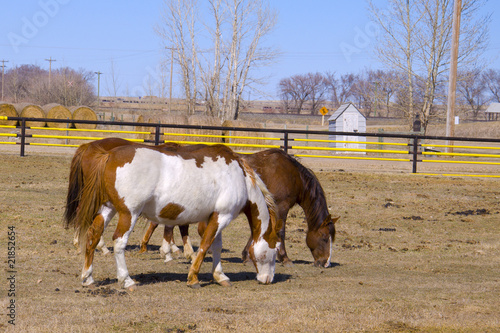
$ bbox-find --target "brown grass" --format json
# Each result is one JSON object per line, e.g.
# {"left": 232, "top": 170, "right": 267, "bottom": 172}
{"left": 0, "top": 149, "right": 498, "bottom": 332}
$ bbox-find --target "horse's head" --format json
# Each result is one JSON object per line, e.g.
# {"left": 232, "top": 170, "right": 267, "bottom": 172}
{"left": 306, "top": 215, "right": 339, "bottom": 268}
{"left": 248, "top": 217, "right": 283, "bottom": 284}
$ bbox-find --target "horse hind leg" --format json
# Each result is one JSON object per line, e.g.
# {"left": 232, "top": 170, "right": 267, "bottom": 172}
{"left": 96, "top": 236, "right": 110, "bottom": 255}
{"left": 179, "top": 224, "right": 196, "bottom": 261}
{"left": 113, "top": 212, "right": 139, "bottom": 290}
{"left": 81, "top": 206, "right": 115, "bottom": 286}
{"left": 81, "top": 215, "right": 106, "bottom": 286}
{"left": 159, "top": 225, "right": 177, "bottom": 262}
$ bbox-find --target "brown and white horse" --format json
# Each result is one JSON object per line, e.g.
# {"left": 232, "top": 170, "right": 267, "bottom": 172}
{"left": 65, "top": 141, "right": 281, "bottom": 289}
{"left": 143, "top": 149, "right": 338, "bottom": 268}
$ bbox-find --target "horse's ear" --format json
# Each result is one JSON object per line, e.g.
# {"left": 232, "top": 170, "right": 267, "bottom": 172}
{"left": 321, "top": 215, "right": 340, "bottom": 228}
{"left": 320, "top": 215, "right": 331, "bottom": 228}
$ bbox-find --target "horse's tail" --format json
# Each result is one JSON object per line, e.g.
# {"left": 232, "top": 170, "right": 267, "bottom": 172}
{"left": 64, "top": 142, "right": 91, "bottom": 229}
{"left": 73, "top": 146, "right": 110, "bottom": 247}
{"left": 241, "top": 159, "right": 282, "bottom": 246}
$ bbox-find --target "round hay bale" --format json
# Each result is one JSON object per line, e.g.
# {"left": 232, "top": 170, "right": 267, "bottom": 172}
{"left": 155, "top": 115, "right": 189, "bottom": 143}
{"left": 135, "top": 114, "right": 147, "bottom": 140}
{"left": 188, "top": 115, "right": 222, "bottom": 143}
{"left": 0, "top": 103, "right": 18, "bottom": 126}
{"left": 15, "top": 103, "right": 46, "bottom": 127}
{"left": 43, "top": 103, "right": 72, "bottom": 128}
{"left": 70, "top": 106, "right": 97, "bottom": 129}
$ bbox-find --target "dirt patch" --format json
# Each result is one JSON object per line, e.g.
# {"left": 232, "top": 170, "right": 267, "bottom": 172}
{"left": 0, "top": 151, "right": 499, "bottom": 332}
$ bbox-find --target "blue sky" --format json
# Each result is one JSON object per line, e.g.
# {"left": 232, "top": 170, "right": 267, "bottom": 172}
{"left": 1, "top": 0, "right": 499, "bottom": 99}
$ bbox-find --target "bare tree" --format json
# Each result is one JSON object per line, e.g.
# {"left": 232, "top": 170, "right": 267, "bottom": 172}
{"left": 483, "top": 68, "right": 500, "bottom": 102}
{"left": 157, "top": 0, "right": 277, "bottom": 119}
{"left": 305, "top": 73, "right": 328, "bottom": 115}
{"left": 457, "top": 69, "right": 488, "bottom": 119}
{"left": 337, "top": 74, "right": 356, "bottom": 106}
{"left": 278, "top": 74, "right": 311, "bottom": 114}
{"left": 157, "top": 0, "right": 199, "bottom": 114}
{"left": 369, "top": 0, "right": 490, "bottom": 132}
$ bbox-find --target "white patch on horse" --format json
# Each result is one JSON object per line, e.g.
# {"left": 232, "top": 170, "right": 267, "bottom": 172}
{"left": 115, "top": 148, "right": 247, "bottom": 226}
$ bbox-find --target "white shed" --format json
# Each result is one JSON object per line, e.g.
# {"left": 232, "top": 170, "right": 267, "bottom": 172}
{"left": 328, "top": 103, "right": 366, "bottom": 153}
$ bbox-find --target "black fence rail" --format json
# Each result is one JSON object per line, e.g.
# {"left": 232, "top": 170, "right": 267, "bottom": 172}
{"left": 1, "top": 116, "right": 500, "bottom": 177}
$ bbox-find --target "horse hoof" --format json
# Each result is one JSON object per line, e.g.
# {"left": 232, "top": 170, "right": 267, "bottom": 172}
{"left": 282, "top": 259, "right": 294, "bottom": 268}
{"left": 82, "top": 277, "right": 94, "bottom": 287}
{"left": 127, "top": 285, "right": 137, "bottom": 292}
{"left": 219, "top": 280, "right": 232, "bottom": 288}
{"left": 101, "top": 248, "right": 110, "bottom": 255}
{"left": 187, "top": 283, "right": 201, "bottom": 289}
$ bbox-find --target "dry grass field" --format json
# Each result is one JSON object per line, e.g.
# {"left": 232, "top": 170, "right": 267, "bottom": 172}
{"left": 0, "top": 148, "right": 499, "bottom": 332}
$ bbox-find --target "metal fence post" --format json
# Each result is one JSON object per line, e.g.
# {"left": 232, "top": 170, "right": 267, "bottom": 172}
{"left": 412, "top": 135, "right": 419, "bottom": 173}
{"left": 283, "top": 131, "right": 289, "bottom": 154}
{"left": 154, "top": 125, "right": 161, "bottom": 146}
{"left": 20, "top": 119, "right": 26, "bottom": 157}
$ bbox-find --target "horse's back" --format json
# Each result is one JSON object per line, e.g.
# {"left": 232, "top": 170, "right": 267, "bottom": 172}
{"left": 106, "top": 144, "right": 249, "bottom": 224}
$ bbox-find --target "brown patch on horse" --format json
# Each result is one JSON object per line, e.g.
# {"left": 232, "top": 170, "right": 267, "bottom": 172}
{"left": 159, "top": 203, "right": 185, "bottom": 220}
{"left": 178, "top": 144, "right": 241, "bottom": 169}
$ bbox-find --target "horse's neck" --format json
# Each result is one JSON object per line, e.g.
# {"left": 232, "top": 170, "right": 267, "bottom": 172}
{"left": 298, "top": 182, "right": 329, "bottom": 231}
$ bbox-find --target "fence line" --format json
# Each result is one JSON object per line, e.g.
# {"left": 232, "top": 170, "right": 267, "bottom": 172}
{"left": 1, "top": 116, "right": 499, "bottom": 177}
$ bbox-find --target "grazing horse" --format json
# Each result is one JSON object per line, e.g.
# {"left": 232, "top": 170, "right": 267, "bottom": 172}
{"left": 143, "top": 148, "right": 338, "bottom": 268}
{"left": 65, "top": 141, "right": 281, "bottom": 289}
{"left": 66, "top": 138, "right": 197, "bottom": 260}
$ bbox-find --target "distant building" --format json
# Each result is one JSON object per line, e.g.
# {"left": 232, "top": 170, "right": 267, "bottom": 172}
{"left": 485, "top": 103, "right": 500, "bottom": 121}
{"left": 328, "top": 103, "right": 366, "bottom": 153}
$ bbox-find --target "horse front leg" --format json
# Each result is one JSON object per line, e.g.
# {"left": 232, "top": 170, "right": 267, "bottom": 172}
{"left": 139, "top": 221, "right": 158, "bottom": 253}
{"left": 187, "top": 213, "right": 229, "bottom": 288}
{"left": 210, "top": 233, "right": 231, "bottom": 287}
{"left": 277, "top": 218, "right": 293, "bottom": 266}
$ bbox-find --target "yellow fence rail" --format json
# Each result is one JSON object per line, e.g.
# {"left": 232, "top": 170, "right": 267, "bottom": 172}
{"left": 1, "top": 115, "right": 500, "bottom": 177}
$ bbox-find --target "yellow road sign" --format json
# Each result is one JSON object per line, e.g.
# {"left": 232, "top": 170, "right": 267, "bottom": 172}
{"left": 320, "top": 107, "right": 329, "bottom": 115}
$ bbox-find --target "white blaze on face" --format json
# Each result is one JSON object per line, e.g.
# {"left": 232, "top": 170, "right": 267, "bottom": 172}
{"left": 325, "top": 236, "right": 333, "bottom": 268}
{"left": 253, "top": 238, "right": 277, "bottom": 284}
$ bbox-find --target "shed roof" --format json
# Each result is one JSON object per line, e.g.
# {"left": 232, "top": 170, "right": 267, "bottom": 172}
{"left": 327, "top": 102, "right": 365, "bottom": 121}
{"left": 486, "top": 103, "right": 500, "bottom": 113}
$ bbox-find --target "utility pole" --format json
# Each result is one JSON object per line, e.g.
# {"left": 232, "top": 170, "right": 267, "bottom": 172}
{"left": 95, "top": 71, "right": 103, "bottom": 106}
{"left": 45, "top": 57, "right": 56, "bottom": 89}
{"left": 445, "top": 0, "right": 462, "bottom": 153}
{"left": 1, "top": 60, "right": 8, "bottom": 101}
